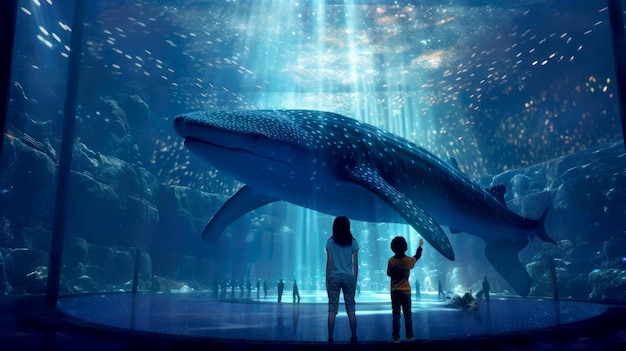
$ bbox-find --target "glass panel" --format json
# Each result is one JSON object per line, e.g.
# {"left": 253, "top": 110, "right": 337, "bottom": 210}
{"left": 1, "top": 0, "right": 624, "bottom": 305}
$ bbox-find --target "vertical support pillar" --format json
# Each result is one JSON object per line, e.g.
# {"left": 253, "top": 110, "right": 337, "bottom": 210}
{"left": 548, "top": 256, "right": 559, "bottom": 301}
{"left": 45, "top": 0, "right": 87, "bottom": 307}
{"left": 608, "top": 0, "right": 626, "bottom": 151}
{"left": 0, "top": 0, "right": 18, "bottom": 168}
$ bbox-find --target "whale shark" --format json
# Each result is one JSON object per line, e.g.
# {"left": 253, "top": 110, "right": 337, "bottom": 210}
{"left": 173, "top": 109, "right": 555, "bottom": 296}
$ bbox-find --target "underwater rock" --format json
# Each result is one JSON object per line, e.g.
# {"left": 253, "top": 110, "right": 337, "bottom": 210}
{"left": 74, "top": 275, "right": 100, "bottom": 292}
{"left": 83, "top": 248, "right": 138, "bottom": 288}
{"left": 566, "top": 244, "right": 603, "bottom": 273}
{"left": 0, "top": 134, "right": 57, "bottom": 226}
{"left": 528, "top": 275, "right": 551, "bottom": 297}
{"left": 66, "top": 143, "right": 159, "bottom": 246}
{"left": 173, "top": 255, "right": 197, "bottom": 282}
{"left": 77, "top": 96, "right": 132, "bottom": 158}
{"left": 119, "top": 94, "right": 150, "bottom": 132}
{"left": 588, "top": 269, "right": 626, "bottom": 301}
{"left": 0, "top": 217, "right": 14, "bottom": 247}
{"left": 8, "top": 81, "right": 28, "bottom": 125}
{"left": 119, "top": 94, "right": 151, "bottom": 165}
{"left": 526, "top": 260, "right": 545, "bottom": 281}
{"left": 527, "top": 265, "right": 568, "bottom": 298}
{"left": 4, "top": 248, "right": 48, "bottom": 293}
{"left": 152, "top": 185, "right": 226, "bottom": 258}
{"left": 64, "top": 263, "right": 87, "bottom": 282}
{"left": 151, "top": 275, "right": 187, "bottom": 292}
{"left": 195, "top": 257, "right": 215, "bottom": 286}
{"left": 71, "top": 141, "right": 159, "bottom": 199}
{"left": 85, "top": 244, "right": 114, "bottom": 285}
{"left": 8, "top": 84, "right": 54, "bottom": 146}
{"left": 63, "top": 237, "right": 88, "bottom": 267}
{"left": 505, "top": 190, "right": 552, "bottom": 219}
{"left": 603, "top": 239, "right": 626, "bottom": 261}
{"left": 250, "top": 215, "right": 276, "bottom": 233}
{"left": 108, "top": 249, "right": 152, "bottom": 291}
{"left": 137, "top": 250, "right": 153, "bottom": 290}
{"left": 527, "top": 241, "right": 604, "bottom": 299}
{"left": 0, "top": 251, "right": 13, "bottom": 295}
{"left": 151, "top": 184, "right": 286, "bottom": 284}
{"left": 110, "top": 250, "right": 134, "bottom": 285}
{"left": 21, "top": 226, "right": 51, "bottom": 252}
{"left": 564, "top": 274, "right": 589, "bottom": 299}
{"left": 491, "top": 142, "right": 626, "bottom": 245}
{"left": 25, "top": 266, "right": 48, "bottom": 294}
{"left": 526, "top": 253, "right": 561, "bottom": 298}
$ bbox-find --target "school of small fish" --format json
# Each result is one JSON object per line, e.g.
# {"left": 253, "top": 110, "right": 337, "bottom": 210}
{"left": 11, "top": 0, "right": 621, "bottom": 192}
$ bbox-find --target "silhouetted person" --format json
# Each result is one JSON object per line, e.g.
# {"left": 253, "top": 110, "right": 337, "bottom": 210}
{"left": 256, "top": 279, "right": 261, "bottom": 299}
{"left": 293, "top": 280, "right": 301, "bottom": 303}
{"left": 247, "top": 278, "right": 252, "bottom": 298}
{"left": 482, "top": 276, "right": 491, "bottom": 302}
{"left": 438, "top": 280, "right": 444, "bottom": 300}
{"left": 387, "top": 236, "right": 423, "bottom": 343}
{"left": 220, "top": 278, "right": 227, "bottom": 299}
{"left": 278, "top": 279, "right": 285, "bottom": 303}
{"left": 263, "top": 280, "right": 268, "bottom": 298}
{"left": 213, "top": 278, "right": 219, "bottom": 298}
{"left": 326, "top": 215, "right": 359, "bottom": 343}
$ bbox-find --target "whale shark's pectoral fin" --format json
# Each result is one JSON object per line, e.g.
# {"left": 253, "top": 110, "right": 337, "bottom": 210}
{"left": 346, "top": 166, "right": 455, "bottom": 261}
{"left": 484, "top": 239, "right": 531, "bottom": 296}
{"left": 202, "top": 185, "right": 278, "bottom": 242}
{"left": 487, "top": 184, "right": 507, "bottom": 204}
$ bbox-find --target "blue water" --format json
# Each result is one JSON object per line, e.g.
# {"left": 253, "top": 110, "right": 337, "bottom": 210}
{"left": 2, "top": 0, "right": 624, "bottom": 305}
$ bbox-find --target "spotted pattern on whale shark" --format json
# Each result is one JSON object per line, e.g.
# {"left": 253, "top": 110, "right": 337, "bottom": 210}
{"left": 174, "top": 109, "right": 556, "bottom": 296}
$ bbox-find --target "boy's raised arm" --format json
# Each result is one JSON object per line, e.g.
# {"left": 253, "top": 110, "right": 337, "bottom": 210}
{"left": 414, "top": 238, "right": 424, "bottom": 259}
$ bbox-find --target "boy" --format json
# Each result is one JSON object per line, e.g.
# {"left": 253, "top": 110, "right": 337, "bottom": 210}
{"left": 387, "top": 236, "right": 423, "bottom": 343}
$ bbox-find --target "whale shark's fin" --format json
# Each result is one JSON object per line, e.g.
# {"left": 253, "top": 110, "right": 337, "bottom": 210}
{"left": 447, "top": 183, "right": 509, "bottom": 233}
{"left": 484, "top": 237, "right": 531, "bottom": 296}
{"left": 445, "top": 157, "right": 459, "bottom": 169}
{"left": 535, "top": 206, "right": 556, "bottom": 244}
{"left": 449, "top": 227, "right": 462, "bottom": 234}
{"left": 487, "top": 184, "right": 507, "bottom": 204}
{"left": 346, "top": 166, "right": 455, "bottom": 261}
{"left": 202, "top": 185, "right": 278, "bottom": 242}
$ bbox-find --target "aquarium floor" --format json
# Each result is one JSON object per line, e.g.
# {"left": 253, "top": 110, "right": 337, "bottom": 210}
{"left": 5, "top": 291, "right": 626, "bottom": 351}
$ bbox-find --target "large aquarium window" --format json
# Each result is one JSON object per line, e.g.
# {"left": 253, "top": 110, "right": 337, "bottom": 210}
{"left": 1, "top": 0, "right": 625, "bottom": 306}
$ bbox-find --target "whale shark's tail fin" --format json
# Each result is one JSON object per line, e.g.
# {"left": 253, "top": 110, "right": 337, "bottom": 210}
{"left": 535, "top": 207, "right": 556, "bottom": 244}
{"left": 484, "top": 207, "right": 554, "bottom": 296}
{"left": 484, "top": 236, "right": 531, "bottom": 296}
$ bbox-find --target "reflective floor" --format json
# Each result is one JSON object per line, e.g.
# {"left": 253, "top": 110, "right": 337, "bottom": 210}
{"left": 56, "top": 291, "right": 608, "bottom": 342}
{"left": 7, "top": 291, "right": 626, "bottom": 350}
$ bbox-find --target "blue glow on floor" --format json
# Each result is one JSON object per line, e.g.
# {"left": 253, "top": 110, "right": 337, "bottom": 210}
{"left": 56, "top": 291, "right": 610, "bottom": 343}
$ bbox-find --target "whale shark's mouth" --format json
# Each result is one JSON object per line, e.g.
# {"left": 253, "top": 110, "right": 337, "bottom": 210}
{"left": 184, "top": 137, "right": 292, "bottom": 170}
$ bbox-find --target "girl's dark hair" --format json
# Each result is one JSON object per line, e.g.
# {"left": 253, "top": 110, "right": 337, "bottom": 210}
{"left": 391, "top": 236, "right": 407, "bottom": 255}
{"left": 332, "top": 215, "right": 353, "bottom": 247}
